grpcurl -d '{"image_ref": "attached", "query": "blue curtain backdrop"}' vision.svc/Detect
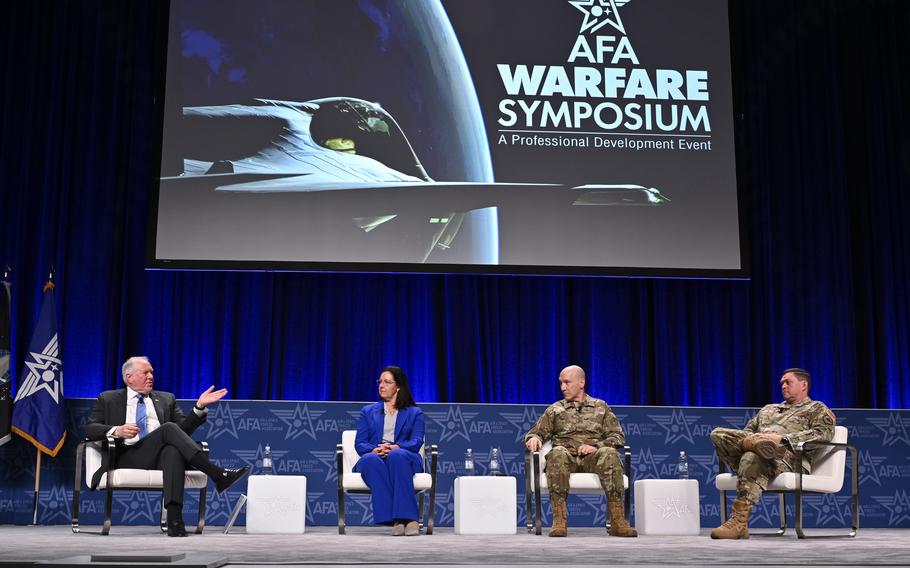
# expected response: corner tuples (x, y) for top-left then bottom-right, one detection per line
(0, 1), (907, 408)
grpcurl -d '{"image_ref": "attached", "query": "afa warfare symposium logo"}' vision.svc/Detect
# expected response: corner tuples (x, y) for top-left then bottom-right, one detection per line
(569, 0), (630, 35)
(497, 0), (713, 139)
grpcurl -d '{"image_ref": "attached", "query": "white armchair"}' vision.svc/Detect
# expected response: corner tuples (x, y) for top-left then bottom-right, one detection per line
(525, 441), (632, 535)
(715, 425), (858, 538)
(72, 436), (209, 535)
(336, 429), (438, 534)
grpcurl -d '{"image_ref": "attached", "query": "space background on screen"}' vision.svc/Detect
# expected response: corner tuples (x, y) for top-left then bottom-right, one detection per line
(154, 0), (742, 275)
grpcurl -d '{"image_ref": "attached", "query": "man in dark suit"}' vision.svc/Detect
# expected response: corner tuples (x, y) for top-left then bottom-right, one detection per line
(85, 356), (250, 536)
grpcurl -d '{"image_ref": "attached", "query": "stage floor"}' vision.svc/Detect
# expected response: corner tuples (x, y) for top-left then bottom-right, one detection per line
(0, 525), (907, 567)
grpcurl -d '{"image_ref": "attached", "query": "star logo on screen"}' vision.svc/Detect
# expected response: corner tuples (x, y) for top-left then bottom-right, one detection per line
(348, 493), (373, 524)
(858, 450), (887, 487)
(652, 496), (691, 519)
(500, 407), (542, 443)
(749, 496), (780, 527)
(113, 490), (158, 524)
(424, 405), (478, 443)
(873, 490), (910, 526)
(433, 488), (455, 525)
(306, 491), (323, 524)
(805, 493), (852, 527)
(310, 450), (339, 483)
(578, 494), (608, 526)
(649, 409), (700, 445)
(689, 451), (719, 484)
(569, 0), (630, 35)
(188, 489), (242, 525)
(719, 411), (755, 429)
(867, 413), (910, 448)
(631, 447), (670, 481)
(38, 485), (72, 524)
(516, 488), (532, 525)
(232, 444), (289, 470)
(271, 403), (325, 441)
(202, 402), (247, 440)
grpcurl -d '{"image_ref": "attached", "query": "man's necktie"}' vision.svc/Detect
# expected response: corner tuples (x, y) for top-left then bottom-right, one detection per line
(135, 393), (148, 439)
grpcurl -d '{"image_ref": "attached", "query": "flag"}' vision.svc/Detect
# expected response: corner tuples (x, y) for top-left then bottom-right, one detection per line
(0, 275), (11, 446)
(11, 282), (66, 456)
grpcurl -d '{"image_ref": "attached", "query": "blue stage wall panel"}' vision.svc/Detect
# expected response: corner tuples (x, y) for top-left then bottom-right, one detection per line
(1, 400), (908, 529)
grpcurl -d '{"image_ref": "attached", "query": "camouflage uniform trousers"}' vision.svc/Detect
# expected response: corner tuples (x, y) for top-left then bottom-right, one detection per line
(711, 427), (802, 504)
(544, 445), (625, 502)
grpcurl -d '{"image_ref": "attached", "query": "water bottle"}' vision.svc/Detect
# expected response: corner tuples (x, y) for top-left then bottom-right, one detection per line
(262, 444), (273, 475)
(676, 450), (689, 479)
(489, 448), (501, 476)
(464, 448), (475, 476)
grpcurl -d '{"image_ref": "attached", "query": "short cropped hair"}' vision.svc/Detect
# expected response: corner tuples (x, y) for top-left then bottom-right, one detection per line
(782, 367), (811, 389)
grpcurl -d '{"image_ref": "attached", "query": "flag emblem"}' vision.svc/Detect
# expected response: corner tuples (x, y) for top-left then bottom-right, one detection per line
(11, 284), (67, 456)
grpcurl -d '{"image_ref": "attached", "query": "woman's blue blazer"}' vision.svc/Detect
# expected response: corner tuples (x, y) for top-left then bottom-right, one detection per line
(353, 402), (425, 457)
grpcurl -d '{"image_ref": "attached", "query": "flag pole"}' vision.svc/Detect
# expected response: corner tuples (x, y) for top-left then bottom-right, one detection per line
(32, 448), (41, 525)
(0, 265), (11, 449)
(11, 266), (66, 526)
(29, 269), (53, 525)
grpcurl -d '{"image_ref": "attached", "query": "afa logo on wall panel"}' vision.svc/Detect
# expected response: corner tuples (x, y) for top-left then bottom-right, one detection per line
(2, 401), (909, 529)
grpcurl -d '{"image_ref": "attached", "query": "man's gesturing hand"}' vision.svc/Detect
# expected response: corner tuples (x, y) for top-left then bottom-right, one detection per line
(196, 385), (228, 409)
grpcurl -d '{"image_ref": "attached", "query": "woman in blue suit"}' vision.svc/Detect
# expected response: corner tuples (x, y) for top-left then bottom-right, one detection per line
(353, 366), (425, 536)
(354, 367), (424, 536)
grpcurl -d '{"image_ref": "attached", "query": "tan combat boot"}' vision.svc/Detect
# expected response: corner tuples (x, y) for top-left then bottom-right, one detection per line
(710, 499), (752, 539)
(741, 435), (786, 460)
(548, 496), (568, 537)
(607, 500), (638, 537)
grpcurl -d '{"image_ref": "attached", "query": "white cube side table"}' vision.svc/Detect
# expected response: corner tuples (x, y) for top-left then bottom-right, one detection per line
(246, 475), (308, 534)
(633, 479), (700, 535)
(454, 476), (517, 535)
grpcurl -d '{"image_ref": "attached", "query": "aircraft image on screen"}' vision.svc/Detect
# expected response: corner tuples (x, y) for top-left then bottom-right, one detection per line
(157, 97), (669, 266)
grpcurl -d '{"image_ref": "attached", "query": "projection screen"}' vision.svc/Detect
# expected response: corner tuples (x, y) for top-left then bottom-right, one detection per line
(151, 0), (745, 277)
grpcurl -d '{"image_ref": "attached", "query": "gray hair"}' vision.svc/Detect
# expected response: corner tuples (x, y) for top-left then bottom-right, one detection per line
(122, 356), (151, 384)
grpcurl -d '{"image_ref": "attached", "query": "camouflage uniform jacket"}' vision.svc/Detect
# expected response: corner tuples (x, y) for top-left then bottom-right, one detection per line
(745, 397), (836, 472)
(524, 394), (625, 455)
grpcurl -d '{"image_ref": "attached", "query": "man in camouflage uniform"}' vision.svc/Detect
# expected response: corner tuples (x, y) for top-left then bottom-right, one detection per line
(710, 368), (836, 539)
(524, 365), (636, 537)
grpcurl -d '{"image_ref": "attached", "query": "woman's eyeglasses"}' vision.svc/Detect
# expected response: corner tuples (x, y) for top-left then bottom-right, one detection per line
(376, 379), (396, 386)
